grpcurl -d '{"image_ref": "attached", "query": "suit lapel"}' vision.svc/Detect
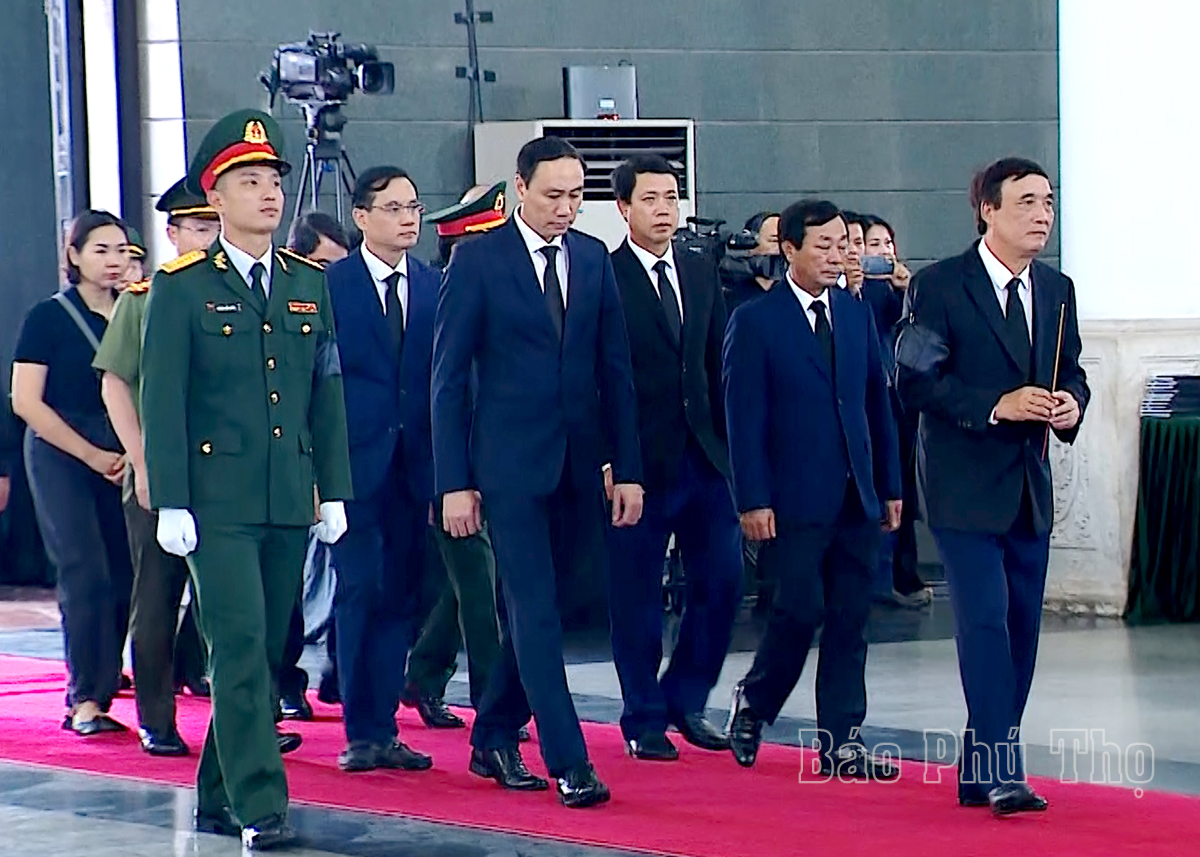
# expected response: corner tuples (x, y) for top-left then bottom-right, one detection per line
(352, 252), (392, 357)
(617, 241), (678, 352)
(1030, 262), (1059, 386)
(266, 250), (292, 321)
(501, 219), (559, 343)
(562, 231), (585, 347)
(961, 246), (1029, 374)
(829, 288), (856, 398)
(777, 284), (833, 386)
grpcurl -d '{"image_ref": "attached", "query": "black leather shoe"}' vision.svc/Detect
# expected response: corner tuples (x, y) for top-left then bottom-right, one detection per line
(518, 725), (531, 742)
(241, 814), (296, 851)
(469, 747), (549, 790)
(415, 696), (466, 729)
(73, 714), (127, 736)
(316, 669), (339, 705)
(375, 740), (433, 771)
(119, 673), (133, 691)
(625, 732), (678, 761)
(138, 727), (190, 757)
(727, 684), (763, 768)
(988, 782), (1049, 816)
(673, 712), (730, 751)
(276, 730), (302, 755)
(337, 741), (376, 772)
(176, 677), (211, 697)
(194, 805), (239, 837)
(279, 692), (313, 721)
(819, 745), (899, 781)
(556, 762), (610, 808)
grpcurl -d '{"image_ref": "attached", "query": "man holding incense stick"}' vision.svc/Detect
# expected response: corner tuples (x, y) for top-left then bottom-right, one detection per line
(896, 157), (1089, 817)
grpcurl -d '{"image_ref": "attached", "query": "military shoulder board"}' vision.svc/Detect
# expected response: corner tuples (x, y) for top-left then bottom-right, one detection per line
(125, 278), (151, 294)
(159, 249), (207, 274)
(277, 246), (324, 271)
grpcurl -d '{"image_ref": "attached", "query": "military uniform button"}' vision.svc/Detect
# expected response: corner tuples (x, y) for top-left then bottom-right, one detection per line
(222, 324), (232, 336)
(200, 441), (213, 455)
(263, 322), (272, 334)
(272, 426), (283, 438)
(267, 357), (276, 370)
(301, 323), (312, 334)
(269, 391), (280, 404)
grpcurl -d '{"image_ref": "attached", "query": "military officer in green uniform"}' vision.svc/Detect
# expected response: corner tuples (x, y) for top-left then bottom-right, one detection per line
(140, 109), (353, 851)
(403, 183), (508, 724)
(94, 178), (220, 758)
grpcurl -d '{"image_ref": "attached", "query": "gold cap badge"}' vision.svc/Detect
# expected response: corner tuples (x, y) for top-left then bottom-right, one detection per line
(243, 120), (269, 145)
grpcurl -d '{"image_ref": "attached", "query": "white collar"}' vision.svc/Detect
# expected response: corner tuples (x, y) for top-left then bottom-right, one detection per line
(361, 243), (408, 283)
(786, 271), (831, 315)
(977, 237), (1031, 294)
(219, 235), (273, 286)
(626, 238), (675, 279)
(514, 207), (565, 257)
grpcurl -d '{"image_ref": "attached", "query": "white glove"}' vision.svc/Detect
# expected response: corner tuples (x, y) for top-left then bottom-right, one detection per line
(313, 500), (347, 544)
(157, 508), (198, 557)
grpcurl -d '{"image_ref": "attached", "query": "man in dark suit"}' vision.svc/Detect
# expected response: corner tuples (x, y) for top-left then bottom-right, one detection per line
(723, 199), (901, 778)
(897, 157), (1088, 815)
(324, 165), (437, 775)
(433, 136), (643, 808)
(604, 155), (741, 761)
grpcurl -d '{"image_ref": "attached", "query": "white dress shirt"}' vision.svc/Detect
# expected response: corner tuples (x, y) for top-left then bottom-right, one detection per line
(627, 239), (684, 323)
(220, 235), (273, 298)
(360, 243), (408, 327)
(514, 207), (569, 307)
(786, 272), (832, 332)
(977, 238), (1032, 342)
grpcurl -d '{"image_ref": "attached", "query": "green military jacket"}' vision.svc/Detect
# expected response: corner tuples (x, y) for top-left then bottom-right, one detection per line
(94, 282), (150, 419)
(140, 241), (353, 526)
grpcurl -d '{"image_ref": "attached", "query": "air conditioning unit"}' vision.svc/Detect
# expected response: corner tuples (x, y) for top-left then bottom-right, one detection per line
(473, 119), (697, 250)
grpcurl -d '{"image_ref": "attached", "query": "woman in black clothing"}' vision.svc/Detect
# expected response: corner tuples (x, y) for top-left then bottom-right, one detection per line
(11, 210), (134, 734)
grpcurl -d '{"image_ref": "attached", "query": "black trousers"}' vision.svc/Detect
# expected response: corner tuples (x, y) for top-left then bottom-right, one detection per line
(124, 495), (192, 732)
(891, 396), (924, 595)
(25, 430), (131, 712)
(471, 468), (595, 778)
(278, 599), (308, 702)
(742, 485), (880, 757)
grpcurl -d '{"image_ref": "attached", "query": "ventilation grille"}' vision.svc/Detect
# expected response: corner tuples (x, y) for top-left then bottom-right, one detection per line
(539, 124), (691, 201)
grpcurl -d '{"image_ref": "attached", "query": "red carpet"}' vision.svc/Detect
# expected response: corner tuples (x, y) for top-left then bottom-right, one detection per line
(0, 653), (1196, 856)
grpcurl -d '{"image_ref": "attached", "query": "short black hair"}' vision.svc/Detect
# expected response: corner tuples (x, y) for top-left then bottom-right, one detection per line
(64, 209), (126, 285)
(778, 199), (842, 251)
(743, 211), (779, 236)
(287, 211), (349, 258)
(516, 136), (585, 185)
(610, 154), (677, 204)
(970, 157), (1050, 236)
(861, 214), (895, 241)
(842, 210), (868, 237)
(167, 211), (218, 228)
(352, 166), (418, 210)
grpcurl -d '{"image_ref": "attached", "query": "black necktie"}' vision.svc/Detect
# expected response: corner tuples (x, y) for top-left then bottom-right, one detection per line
(249, 262), (267, 305)
(654, 260), (681, 346)
(810, 299), (834, 372)
(1004, 277), (1031, 372)
(540, 245), (564, 340)
(384, 271), (404, 354)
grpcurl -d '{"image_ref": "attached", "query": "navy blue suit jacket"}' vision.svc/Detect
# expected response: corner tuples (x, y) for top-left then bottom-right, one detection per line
(432, 218), (642, 497)
(722, 281), (900, 525)
(326, 249), (438, 503)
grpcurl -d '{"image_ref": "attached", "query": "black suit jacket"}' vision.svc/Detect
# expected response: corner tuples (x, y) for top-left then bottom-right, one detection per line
(897, 242), (1090, 535)
(610, 240), (729, 493)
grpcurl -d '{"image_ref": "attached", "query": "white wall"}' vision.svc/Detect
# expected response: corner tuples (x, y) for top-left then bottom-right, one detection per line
(1060, 0), (1200, 319)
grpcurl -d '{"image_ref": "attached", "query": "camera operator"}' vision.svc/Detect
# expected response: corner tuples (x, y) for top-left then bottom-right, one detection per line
(720, 211), (781, 314)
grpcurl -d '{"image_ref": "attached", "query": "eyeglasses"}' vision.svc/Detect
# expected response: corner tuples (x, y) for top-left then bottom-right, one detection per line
(369, 202), (426, 216)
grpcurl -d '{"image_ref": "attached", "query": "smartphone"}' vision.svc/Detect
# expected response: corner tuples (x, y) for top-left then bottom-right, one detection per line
(861, 255), (894, 276)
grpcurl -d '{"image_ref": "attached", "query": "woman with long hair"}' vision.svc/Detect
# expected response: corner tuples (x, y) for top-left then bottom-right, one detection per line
(11, 210), (134, 734)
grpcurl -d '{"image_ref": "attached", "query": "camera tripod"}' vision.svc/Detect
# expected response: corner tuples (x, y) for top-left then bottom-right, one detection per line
(291, 101), (357, 224)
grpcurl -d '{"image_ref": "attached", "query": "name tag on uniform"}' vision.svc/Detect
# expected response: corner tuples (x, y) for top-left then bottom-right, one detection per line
(206, 301), (242, 313)
(287, 301), (319, 314)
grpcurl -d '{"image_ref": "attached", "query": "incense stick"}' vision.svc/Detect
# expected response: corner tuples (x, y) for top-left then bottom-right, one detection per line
(1042, 304), (1067, 460)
